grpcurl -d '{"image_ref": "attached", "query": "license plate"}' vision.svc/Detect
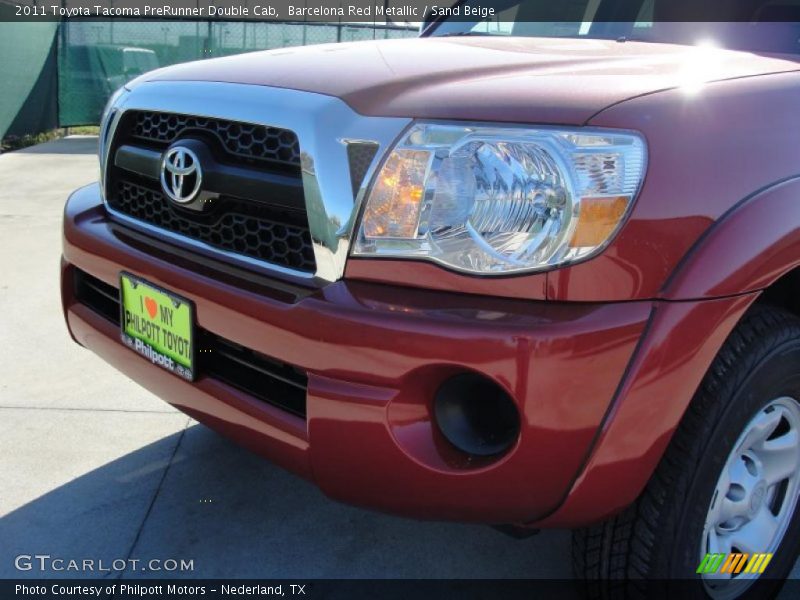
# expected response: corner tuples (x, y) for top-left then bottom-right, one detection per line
(119, 273), (195, 381)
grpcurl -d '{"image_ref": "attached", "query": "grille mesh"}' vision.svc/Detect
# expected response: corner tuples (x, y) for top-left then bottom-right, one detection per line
(132, 111), (301, 167)
(112, 180), (316, 272)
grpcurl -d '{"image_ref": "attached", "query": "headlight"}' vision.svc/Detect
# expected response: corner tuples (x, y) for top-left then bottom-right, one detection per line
(352, 123), (646, 275)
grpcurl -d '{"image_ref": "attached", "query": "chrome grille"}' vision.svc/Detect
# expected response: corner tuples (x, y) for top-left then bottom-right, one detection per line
(106, 110), (315, 274)
(99, 82), (413, 283)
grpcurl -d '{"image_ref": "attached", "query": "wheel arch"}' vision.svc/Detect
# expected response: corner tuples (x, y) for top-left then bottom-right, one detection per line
(532, 292), (758, 528)
(533, 177), (800, 527)
(540, 269), (800, 529)
(661, 176), (800, 301)
(756, 265), (800, 318)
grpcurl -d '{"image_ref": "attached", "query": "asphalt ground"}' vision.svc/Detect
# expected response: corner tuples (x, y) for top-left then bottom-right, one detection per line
(0, 137), (796, 591)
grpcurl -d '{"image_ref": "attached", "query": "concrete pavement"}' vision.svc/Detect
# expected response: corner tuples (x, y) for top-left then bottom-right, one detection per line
(0, 137), (573, 581)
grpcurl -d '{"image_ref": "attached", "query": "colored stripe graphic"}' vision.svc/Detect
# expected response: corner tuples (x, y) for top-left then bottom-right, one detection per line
(744, 553), (773, 574)
(697, 554), (726, 574)
(698, 553), (773, 574)
(720, 553), (748, 574)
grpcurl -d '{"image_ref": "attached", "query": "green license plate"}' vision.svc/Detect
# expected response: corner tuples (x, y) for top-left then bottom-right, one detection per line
(119, 273), (195, 381)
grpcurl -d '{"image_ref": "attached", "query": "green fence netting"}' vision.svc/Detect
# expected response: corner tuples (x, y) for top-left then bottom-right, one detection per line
(0, 17), (59, 140)
(57, 20), (417, 127)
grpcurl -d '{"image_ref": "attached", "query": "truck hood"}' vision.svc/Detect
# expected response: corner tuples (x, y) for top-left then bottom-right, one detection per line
(138, 37), (800, 125)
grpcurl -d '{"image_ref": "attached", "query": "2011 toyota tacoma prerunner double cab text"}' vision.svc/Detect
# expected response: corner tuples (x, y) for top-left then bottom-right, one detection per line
(60, 2), (800, 596)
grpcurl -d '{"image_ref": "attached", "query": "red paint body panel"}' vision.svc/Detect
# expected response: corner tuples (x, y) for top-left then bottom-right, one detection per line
(345, 258), (548, 301)
(63, 184), (649, 522)
(65, 299), (313, 479)
(663, 178), (800, 299)
(552, 70), (800, 301)
(63, 37), (800, 525)
(345, 68), (800, 302)
(534, 293), (758, 527)
(181, 38), (800, 302)
(140, 38), (799, 127)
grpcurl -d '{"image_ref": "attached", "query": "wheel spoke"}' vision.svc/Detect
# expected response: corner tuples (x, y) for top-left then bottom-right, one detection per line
(731, 507), (779, 554)
(717, 495), (748, 525)
(706, 471), (730, 526)
(739, 409), (784, 452)
(756, 430), (800, 486)
(729, 457), (759, 486)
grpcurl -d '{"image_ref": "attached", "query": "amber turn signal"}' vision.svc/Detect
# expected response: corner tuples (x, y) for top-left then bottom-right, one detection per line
(570, 196), (629, 248)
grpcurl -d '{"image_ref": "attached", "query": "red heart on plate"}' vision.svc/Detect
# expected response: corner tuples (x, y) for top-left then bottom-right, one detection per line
(144, 296), (158, 319)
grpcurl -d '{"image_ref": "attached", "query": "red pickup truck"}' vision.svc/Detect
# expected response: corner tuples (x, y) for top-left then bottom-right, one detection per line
(61, 4), (800, 597)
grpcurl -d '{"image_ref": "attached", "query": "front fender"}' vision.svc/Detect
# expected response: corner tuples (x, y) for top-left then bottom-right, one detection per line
(535, 177), (800, 527)
(532, 291), (757, 528)
(662, 176), (800, 300)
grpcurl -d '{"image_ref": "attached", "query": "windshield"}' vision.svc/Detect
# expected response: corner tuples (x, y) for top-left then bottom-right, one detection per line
(428, 0), (800, 55)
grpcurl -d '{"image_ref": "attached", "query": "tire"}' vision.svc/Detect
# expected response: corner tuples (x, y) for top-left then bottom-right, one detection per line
(572, 305), (800, 600)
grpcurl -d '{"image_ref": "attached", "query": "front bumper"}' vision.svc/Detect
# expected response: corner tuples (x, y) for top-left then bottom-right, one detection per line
(63, 183), (651, 524)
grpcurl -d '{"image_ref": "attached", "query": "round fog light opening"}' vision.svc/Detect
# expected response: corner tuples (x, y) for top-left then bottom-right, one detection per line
(434, 374), (520, 457)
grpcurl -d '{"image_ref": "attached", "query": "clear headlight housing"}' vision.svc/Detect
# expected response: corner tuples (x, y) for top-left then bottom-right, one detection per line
(352, 123), (646, 275)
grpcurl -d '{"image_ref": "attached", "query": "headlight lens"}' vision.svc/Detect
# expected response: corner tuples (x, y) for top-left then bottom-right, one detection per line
(352, 123), (646, 275)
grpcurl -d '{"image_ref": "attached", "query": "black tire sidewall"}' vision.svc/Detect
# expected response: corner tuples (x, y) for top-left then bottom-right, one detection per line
(668, 339), (800, 597)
